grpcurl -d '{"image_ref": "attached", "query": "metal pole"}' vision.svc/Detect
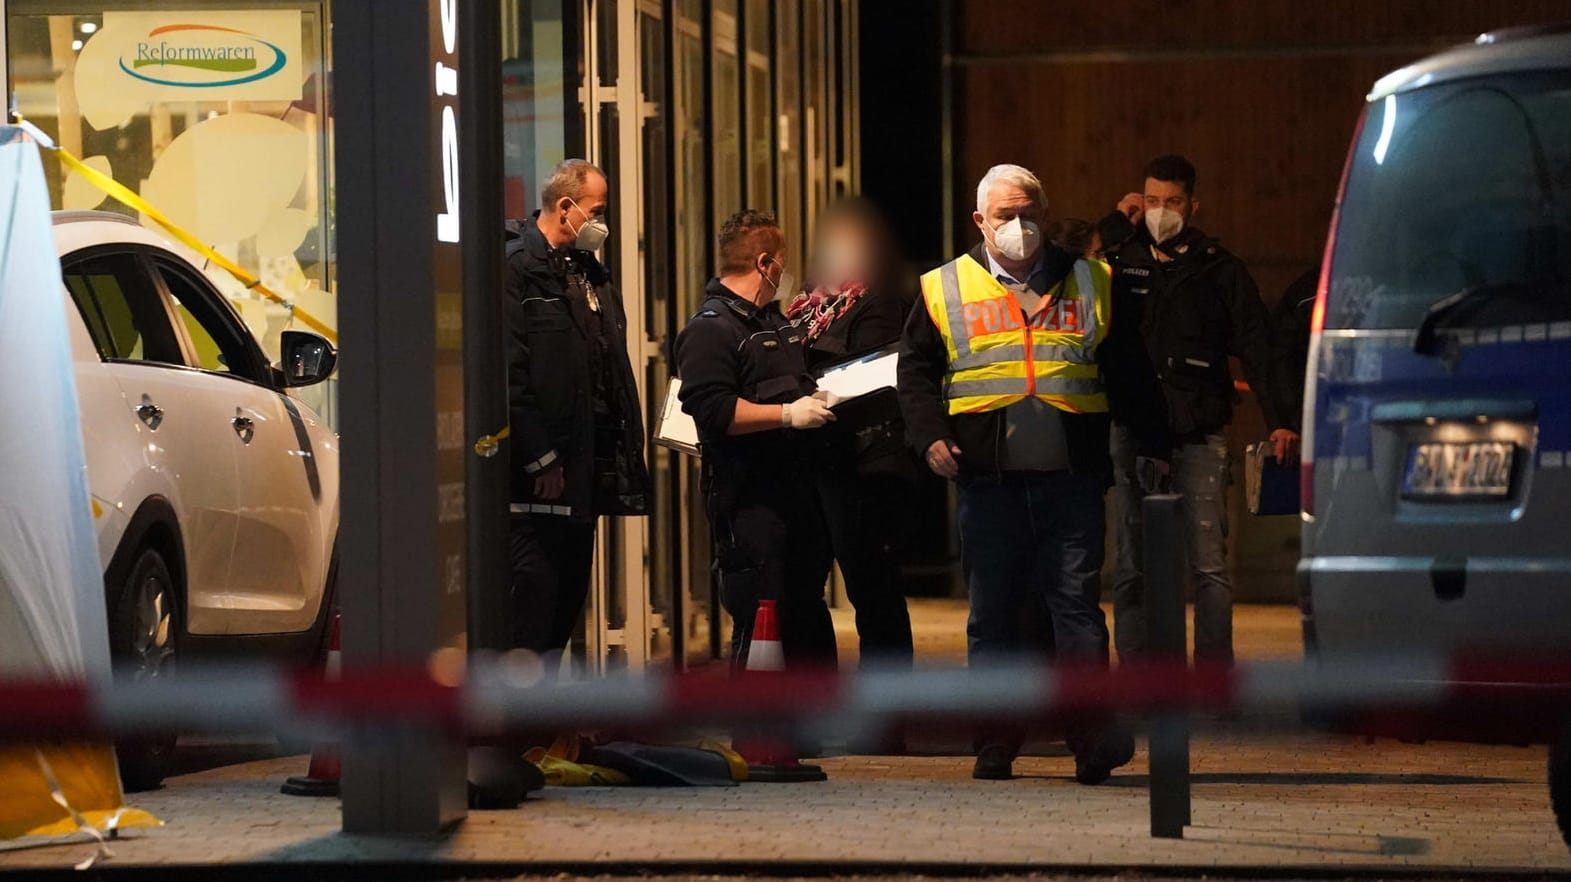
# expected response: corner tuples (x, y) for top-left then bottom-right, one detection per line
(462, 0), (507, 654)
(662, 0), (688, 669)
(334, 0), (471, 833)
(1143, 493), (1190, 839)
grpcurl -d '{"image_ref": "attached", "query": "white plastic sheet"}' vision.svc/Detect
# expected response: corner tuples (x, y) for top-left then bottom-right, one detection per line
(0, 125), (111, 684)
(0, 125), (160, 846)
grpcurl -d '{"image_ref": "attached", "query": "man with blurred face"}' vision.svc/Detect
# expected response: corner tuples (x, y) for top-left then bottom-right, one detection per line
(791, 199), (920, 754)
(897, 164), (1171, 784)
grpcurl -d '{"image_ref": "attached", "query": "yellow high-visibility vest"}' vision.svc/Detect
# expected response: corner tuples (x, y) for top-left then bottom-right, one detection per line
(920, 253), (1111, 416)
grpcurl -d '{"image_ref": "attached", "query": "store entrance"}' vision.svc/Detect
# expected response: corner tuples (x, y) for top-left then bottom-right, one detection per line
(4, 0), (338, 423)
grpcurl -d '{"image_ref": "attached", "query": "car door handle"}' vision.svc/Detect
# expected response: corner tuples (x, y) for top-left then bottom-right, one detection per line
(232, 414), (255, 444)
(136, 398), (164, 430)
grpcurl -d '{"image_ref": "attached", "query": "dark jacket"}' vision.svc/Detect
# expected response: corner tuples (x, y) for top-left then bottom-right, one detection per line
(803, 284), (916, 480)
(1270, 267), (1319, 434)
(503, 215), (651, 522)
(673, 279), (821, 484)
(1098, 211), (1285, 440)
(897, 241), (1171, 483)
(802, 285), (911, 370)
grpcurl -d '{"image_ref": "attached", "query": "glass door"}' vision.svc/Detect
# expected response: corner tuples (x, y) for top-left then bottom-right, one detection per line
(5, 0), (335, 423)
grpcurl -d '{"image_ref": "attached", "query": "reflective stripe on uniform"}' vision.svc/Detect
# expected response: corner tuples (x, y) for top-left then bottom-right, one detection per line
(952, 343), (1097, 371)
(944, 375), (1105, 399)
(939, 261), (970, 359)
(509, 503), (574, 516)
(1073, 260), (1097, 343)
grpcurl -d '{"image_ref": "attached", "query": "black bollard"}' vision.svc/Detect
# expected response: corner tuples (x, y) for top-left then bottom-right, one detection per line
(1143, 493), (1191, 839)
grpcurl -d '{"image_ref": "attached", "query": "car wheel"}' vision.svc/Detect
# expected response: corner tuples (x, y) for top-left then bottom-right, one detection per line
(1551, 736), (1571, 852)
(109, 547), (180, 792)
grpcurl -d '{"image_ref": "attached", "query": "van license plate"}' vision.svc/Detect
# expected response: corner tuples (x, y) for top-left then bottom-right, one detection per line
(1402, 441), (1514, 499)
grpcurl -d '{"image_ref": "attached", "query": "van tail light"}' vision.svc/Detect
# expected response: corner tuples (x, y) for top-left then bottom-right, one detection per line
(1301, 460), (1316, 519)
(1302, 106), (1368, 519)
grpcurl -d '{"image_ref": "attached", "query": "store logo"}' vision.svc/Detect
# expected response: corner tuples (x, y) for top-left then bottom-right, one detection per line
(118, 24), (288, 88)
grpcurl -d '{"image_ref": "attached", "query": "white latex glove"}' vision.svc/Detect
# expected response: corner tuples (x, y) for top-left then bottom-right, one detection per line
(783, 396), (836, 429)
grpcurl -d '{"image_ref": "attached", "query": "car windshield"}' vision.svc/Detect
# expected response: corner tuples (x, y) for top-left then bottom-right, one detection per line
(1326, 69), (1571, 330)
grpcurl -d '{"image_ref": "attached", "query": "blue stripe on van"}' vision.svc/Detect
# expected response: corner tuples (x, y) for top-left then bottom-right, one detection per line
(1312, 332), (1571, 461)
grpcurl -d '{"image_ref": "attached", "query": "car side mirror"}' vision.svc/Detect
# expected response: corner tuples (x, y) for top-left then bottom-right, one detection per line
(277, 330), (337, 388)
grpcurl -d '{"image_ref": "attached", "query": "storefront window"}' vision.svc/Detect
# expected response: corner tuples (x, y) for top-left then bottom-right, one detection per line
(711, 1), (740, 228)
(7, 1), (335, 420)
(635, 0), (691, 667)
(774, 0), (802, 279)
(594, 0), (617, 88)
(743, 0), (772, 209)
(639, 4), (668, 336)
(501, 0), (569, 218)
(668, 2), (718, 664)
(672, 7), (705, 305)
(803, 0), (826, 236)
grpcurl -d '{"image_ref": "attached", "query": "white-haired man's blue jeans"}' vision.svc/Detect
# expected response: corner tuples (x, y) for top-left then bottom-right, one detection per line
(957, 469), (1112, 758)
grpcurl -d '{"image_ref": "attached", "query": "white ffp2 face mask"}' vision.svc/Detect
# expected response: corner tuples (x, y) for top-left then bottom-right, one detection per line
(567, 198), (610, 251)
(987, 217), (1042, 262)
(758, 257), (795, 304)
(763, 269), (796, 303)
(1145, 206), (1184, 245)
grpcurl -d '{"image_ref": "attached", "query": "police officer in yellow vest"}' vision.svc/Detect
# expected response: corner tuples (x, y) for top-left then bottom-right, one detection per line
(896, 164), (1172, 784)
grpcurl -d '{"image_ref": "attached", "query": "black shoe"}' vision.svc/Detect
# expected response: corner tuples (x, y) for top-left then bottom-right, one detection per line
(972, 745), (1013, 780)
(1074, 730), (1135, 786)
(466, 746), (544, 809)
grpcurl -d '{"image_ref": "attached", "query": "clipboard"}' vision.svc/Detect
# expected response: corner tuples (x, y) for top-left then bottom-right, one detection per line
(812, 345), (898, 404)
(653, 348), (901, 458)
(653, 376), (701, 456)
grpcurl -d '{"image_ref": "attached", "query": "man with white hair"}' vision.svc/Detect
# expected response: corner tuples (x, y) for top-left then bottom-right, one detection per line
(896, 163), (1171, 783)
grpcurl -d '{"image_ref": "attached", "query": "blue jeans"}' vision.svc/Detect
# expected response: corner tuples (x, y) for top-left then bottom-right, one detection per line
(957, 471), (1111, 667)
(1110, 425), (1234, 663)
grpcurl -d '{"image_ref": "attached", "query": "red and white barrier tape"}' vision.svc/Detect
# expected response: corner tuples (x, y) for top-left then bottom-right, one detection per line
(2, 654), (1570, 741)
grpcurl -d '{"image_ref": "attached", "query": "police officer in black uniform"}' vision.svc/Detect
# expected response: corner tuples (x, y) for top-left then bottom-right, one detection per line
(674, 209), (838, 669)
(504, 159), (651, 660)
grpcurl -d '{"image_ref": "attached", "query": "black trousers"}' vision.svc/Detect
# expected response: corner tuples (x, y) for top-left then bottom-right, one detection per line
(707, 469), (838, 670)
(813, 470), (915, 667)
(508, 515), (597, 655)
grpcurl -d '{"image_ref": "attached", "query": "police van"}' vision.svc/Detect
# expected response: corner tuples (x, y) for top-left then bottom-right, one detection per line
(1299, 22), (1571, 839)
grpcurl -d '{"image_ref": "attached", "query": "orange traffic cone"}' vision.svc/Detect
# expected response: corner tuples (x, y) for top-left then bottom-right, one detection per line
(744, 599), (785, 672)
(733, 600), (826, 783)
(281, 610), (341, 797)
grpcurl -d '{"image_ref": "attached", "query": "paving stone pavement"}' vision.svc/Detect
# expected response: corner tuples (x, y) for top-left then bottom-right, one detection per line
(2, 603), (1568, 873)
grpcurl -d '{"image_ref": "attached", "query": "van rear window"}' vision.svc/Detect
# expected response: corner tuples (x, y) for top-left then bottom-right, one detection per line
(1326, 71), (1571, 330)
